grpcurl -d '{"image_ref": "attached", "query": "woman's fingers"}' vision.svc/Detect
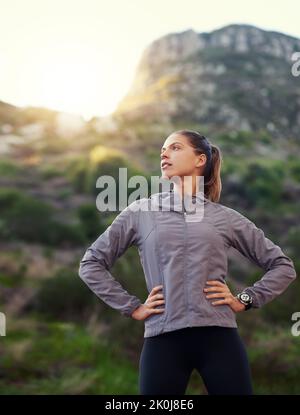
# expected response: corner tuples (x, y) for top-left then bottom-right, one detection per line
(150, 285), (163, 295)
(148, 299), (165, 308)
(151, 293), (164, 300)
(204, 280), (233, 306)
(205, 292), (230, 299)
(147, 285), (164, 303)
(204, 286), (226, 292)
(153, 307), (165, 313)
(144, 284), (165, 317)
(204, 280), (230, 299)
(205, 281), (228, 289)
(211, 299), (231, 306)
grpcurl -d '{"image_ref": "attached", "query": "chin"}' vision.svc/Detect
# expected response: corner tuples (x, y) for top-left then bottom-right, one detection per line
(161, 173), (171, 180)
(161, 171), (177, 179)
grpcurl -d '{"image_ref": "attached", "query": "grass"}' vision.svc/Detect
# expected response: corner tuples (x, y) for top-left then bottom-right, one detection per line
(1, 315), (300, 395)
(0, 318), (142, 394)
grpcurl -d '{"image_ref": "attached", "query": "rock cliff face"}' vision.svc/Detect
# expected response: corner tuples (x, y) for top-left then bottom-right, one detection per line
(115, 24), (300, 138)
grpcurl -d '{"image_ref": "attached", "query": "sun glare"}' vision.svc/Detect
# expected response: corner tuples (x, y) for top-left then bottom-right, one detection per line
(18, 43), (119, 119)
(40, 60), (98, 116)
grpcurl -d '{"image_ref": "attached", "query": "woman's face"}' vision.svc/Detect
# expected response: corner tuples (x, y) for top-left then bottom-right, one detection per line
(160, 134), (206, 179)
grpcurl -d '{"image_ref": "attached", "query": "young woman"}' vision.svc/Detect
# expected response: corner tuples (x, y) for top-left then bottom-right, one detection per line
(79, 129), (297, 395)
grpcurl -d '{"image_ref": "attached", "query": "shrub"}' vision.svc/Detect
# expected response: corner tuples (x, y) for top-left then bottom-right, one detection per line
(77, 204), (106, 241)
(242, 160), (285, 209)
(66, 146), (145, 201)
(0, 160), (21, 176)
(29, 268), (98, 322)
(0, 188), (85, 246)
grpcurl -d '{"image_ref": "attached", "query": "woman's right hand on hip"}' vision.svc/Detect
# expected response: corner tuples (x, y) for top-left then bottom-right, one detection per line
(131, 285), (165, 321)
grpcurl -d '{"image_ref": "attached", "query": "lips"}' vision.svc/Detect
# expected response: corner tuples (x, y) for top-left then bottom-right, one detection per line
(161, 161), (173, 169)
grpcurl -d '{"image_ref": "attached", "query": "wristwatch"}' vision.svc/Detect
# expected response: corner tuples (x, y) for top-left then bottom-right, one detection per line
(236, 292), (253, 310)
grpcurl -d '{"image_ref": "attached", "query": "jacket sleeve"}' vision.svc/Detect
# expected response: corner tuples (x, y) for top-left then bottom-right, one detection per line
(226, 207), (297, 308)
(78, 202), (142, 317)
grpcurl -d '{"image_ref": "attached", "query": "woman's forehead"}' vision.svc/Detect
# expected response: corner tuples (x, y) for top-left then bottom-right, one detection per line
(163, 134), (188, 147)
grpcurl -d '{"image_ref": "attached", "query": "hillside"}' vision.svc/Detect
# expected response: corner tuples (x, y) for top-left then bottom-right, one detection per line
(116, 24), (300, 139)
(0, 23), (300, 394)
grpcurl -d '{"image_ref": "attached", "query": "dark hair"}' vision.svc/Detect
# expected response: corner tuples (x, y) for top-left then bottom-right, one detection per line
(172, 129), (222, 202)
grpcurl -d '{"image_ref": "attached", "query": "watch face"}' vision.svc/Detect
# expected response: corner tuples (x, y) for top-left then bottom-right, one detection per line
(240, 293), (250, 303)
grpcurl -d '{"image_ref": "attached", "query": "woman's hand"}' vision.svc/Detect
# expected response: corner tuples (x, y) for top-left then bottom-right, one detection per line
(131, 285), (165, 321)
(204, 280), (246, 313)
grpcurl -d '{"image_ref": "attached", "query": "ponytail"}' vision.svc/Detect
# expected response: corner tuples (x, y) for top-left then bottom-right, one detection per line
(171, 129), (223, 202)
(204, 143), (222, 203)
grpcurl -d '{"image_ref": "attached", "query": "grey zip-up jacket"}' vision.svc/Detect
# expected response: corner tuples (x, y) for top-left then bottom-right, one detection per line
(78, 190), (297, 338)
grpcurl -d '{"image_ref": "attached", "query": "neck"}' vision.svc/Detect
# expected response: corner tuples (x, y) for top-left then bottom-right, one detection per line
(172, 175), (202, 198)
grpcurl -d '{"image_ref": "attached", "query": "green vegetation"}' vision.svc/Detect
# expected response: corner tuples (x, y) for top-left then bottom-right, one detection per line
(0, 120), (299, 394)
(77, 203), (106, 240)
(0, 188), (85, 246)
(0, 320), (142, 394)
(0, 160), (21, 176)
(2, 27), (300, 393)
(28, 268), (99, 322)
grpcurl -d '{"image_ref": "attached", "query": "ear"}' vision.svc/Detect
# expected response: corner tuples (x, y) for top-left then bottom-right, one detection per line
(195, 154), (206, 167)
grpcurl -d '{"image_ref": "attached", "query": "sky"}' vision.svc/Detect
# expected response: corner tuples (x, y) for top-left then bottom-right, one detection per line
(0, 0), (299, 120)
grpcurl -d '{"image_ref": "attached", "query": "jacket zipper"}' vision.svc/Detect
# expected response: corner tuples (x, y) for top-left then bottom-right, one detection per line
(182, 211), (190, 327)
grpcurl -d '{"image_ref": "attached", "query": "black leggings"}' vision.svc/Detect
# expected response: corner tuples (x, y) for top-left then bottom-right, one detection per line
(139, 326), (253, 395)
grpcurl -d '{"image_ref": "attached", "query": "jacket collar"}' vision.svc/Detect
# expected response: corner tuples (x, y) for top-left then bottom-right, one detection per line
(149, 189), (208, 213)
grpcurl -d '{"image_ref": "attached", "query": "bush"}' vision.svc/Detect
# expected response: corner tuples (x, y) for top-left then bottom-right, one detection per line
(46, 222), (86, 247)
(77, 204), (106, 241)
(288, 159), (300, 182)
(0, 188), (54, 242)
(66, 146), (145, 202)
(241, 160), (285, 209)
(29, 268), (98, 322)
(0, 160), (21, 176)
(0, 188), (85, 246)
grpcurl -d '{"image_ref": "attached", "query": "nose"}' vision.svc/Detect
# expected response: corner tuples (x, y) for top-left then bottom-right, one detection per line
(161, 148), (169, 160)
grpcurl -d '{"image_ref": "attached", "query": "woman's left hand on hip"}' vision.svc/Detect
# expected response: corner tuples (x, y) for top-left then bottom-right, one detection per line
(204, 280), (246, 313)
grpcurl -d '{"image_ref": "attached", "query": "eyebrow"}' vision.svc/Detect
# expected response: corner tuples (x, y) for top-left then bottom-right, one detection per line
(160, 142), (184, 151)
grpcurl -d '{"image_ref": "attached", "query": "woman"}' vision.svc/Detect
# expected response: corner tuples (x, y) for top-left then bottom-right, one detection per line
(79, 129), (297, 395)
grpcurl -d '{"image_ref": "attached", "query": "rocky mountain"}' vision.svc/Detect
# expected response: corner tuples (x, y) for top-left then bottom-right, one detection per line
(115, 24), (300, 138)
